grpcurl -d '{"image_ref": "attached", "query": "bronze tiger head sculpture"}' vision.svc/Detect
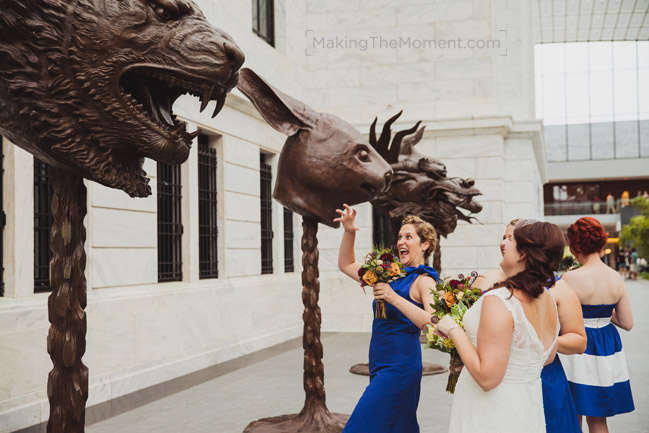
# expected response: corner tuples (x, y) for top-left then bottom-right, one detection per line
(0, 0), (244, 197)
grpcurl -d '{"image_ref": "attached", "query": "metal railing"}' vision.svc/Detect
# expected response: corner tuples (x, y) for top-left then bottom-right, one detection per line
(260, 154), (273, 274)
(157, 162), (183, 282)
(283, 207), (294, 273)
(198, 136), (219, 279)
(544, 199), (625, 216)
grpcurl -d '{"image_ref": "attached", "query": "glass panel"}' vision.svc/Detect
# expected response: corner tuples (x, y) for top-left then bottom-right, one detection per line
(567, 123), (590, 161)
(614, 120), (639, 158)
(565, 43), (588, 74)
(640, 119), (649, 157)
(589, 42), (612, 72)
(543, 74), (567, 122)
(590, 122), (615, 159)
(565, 73), (589, 122)
(639, 67), (649, 117)
(613, 42), (637, 70)
(544, 125), (568, 162)
(614, 69), (638, 119)
(542, 44), (566, 75)
(589, 70), (613, 122)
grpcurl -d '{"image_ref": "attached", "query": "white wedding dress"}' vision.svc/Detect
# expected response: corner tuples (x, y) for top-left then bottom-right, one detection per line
(448, 287), (558, 433)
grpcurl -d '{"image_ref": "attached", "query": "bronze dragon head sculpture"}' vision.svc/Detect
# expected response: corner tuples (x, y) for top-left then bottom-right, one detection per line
(370, 112), (482, 238)
(0, 0), (244, 197)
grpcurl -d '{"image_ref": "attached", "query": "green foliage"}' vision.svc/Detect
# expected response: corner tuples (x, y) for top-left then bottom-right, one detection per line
(639, 272), (649, 282)
(620, 197), (649, 257)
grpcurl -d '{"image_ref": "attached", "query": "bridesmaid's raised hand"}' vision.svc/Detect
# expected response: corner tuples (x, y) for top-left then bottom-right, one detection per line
(333, 204), (359, 233)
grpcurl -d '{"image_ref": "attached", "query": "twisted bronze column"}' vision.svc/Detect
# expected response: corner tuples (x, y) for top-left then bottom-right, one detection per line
(46, 170), (88, 433)
(244, 217), (348, 432)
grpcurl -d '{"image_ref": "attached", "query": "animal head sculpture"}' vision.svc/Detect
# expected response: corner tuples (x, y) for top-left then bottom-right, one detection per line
(370, 112), (482, 237)
(237, 68), (393, 228)
(0, 0), (244, 197)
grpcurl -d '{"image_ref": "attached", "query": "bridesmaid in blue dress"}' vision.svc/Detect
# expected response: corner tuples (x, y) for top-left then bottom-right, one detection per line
(471, 219), (587, 433)
(560, 217), (634, 433)
(335, 205), (439, 433)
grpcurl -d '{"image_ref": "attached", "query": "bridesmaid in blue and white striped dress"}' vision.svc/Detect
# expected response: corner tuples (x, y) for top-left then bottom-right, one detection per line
(560, 217), (635, 433)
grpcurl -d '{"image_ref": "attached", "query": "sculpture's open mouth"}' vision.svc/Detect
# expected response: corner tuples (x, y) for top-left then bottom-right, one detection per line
(119, 66), (227, 146)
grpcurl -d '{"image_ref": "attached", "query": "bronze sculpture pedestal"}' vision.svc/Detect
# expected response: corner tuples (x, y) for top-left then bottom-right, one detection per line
(243, 218), (349, 433)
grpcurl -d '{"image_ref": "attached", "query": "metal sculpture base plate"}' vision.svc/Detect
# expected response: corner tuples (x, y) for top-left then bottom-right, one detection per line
(243, 412), (350, 433)
(349, 362), (448, 376)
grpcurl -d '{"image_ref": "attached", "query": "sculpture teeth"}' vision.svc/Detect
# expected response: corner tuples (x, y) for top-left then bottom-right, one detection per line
(212, 93), (225, 118)
(199, 87), (212, 112)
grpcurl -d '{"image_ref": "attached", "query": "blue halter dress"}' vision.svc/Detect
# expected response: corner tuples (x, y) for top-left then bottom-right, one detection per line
(540, 285), (580, 433)
(560, 304), (635, 417)
(343, 265), (439, 433)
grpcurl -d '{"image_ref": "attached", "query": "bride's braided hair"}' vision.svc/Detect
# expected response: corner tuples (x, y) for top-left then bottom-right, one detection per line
(492, 221), (565, 298)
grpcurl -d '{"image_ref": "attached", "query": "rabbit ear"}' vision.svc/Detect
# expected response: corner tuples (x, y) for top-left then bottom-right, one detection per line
(237, 68), (316, 136)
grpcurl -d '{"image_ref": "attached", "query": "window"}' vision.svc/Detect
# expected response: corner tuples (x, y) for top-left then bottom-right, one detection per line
(536, 41), (649, 161)
(34, 158), (53, 293)
(372, 206), (393, 248)
(0, 138), (4, 296)
(260, 154), (273, 274)
(198, 135), (219, 279)
(283, 207), (294, 273)
(252, 0), (274, 46)
(157, 162), (183, 282)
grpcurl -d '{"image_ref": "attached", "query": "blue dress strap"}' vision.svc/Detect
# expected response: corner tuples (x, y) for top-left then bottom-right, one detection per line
(402, 264), (440, 282)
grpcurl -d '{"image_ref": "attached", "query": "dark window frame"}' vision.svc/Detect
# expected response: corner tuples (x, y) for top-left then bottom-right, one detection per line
(34, 158), (53, 293)
(252, 0), (275, 47)
(0, 139), (4, 296)
(260, 154), (273, 274)
(198, 135), (219, 279)
(372, 206), (393, 249)
(283, 207), (294, 273)
(157, 162), (183, 282)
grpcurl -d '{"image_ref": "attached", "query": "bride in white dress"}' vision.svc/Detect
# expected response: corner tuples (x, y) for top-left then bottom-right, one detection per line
(435, 221), (564, 433)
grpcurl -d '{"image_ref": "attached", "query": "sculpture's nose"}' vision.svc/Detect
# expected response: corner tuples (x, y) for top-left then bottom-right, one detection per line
(224, 39), (245, 71)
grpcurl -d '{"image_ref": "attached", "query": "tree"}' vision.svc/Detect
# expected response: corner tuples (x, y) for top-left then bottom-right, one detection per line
(620, 196), (649, 258)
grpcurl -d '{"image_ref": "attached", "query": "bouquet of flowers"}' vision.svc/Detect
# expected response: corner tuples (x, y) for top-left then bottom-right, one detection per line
(423, 272), (483, 393)
(358, 245), (407, 319)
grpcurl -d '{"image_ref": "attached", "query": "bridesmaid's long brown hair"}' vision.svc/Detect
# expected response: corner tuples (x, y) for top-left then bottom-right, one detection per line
(493, 221), (565, 298)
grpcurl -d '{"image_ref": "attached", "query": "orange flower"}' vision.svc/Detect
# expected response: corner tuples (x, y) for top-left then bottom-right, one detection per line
(390, 262), (400, 276)
(443, 291), (456, 308)
(362, 270), (378, 286)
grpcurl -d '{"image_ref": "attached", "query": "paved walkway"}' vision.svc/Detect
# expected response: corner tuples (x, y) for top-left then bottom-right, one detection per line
(86, 279), (649, 433)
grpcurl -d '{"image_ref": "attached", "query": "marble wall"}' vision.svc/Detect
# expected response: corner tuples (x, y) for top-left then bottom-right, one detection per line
(0, 0), (546, 430)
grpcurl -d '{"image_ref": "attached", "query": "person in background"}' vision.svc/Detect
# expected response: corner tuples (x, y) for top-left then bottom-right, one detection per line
(561, 217), (635, 433)
(617, 251), (627, 277)
(620, 191), (630, 208)
(629, 248), (638, 281)
(605, 194), (616, 214)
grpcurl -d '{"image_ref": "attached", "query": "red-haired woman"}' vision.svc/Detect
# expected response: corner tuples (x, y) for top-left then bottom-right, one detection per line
(435, 221), (562, 432)
(560, 217), (635, 433)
